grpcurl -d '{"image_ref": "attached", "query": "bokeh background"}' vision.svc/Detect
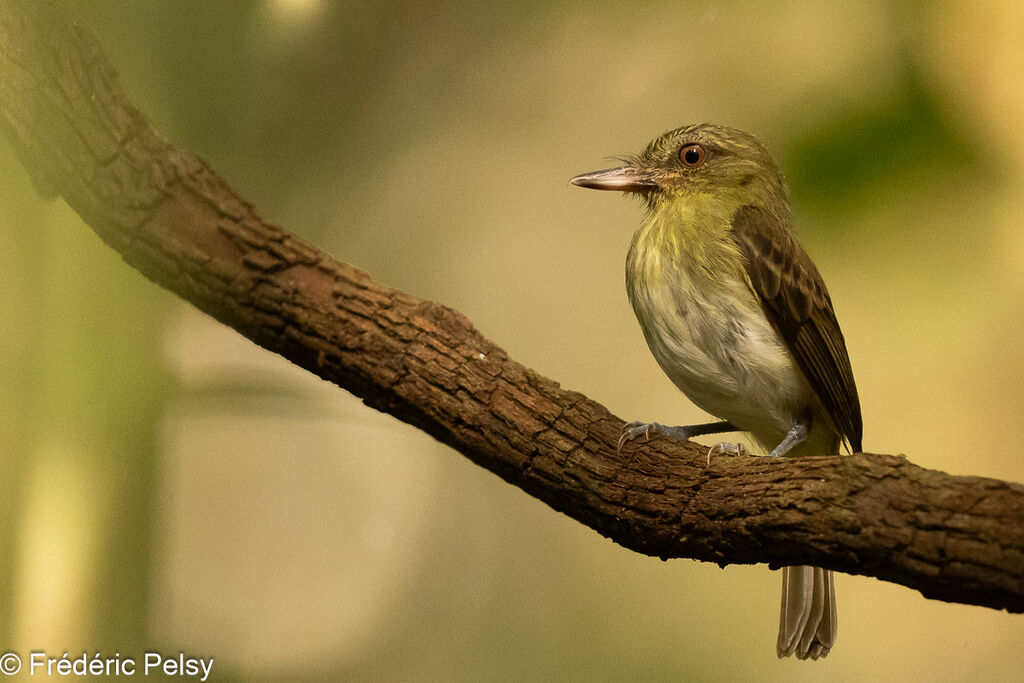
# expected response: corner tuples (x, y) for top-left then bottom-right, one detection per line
(2, 0), (1023, 680)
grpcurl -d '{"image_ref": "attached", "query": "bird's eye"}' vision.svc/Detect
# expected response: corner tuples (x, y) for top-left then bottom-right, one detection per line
(679, 143), (707, 168)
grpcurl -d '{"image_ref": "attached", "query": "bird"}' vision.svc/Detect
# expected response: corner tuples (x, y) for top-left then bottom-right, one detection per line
(570, 123), (862, 660)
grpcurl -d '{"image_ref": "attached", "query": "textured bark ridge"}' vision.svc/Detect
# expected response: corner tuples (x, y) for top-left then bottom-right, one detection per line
(2, 0), (1023, 613)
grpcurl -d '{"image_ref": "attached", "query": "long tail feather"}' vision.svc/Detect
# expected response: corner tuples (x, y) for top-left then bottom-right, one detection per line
(777, 566), (836, 660)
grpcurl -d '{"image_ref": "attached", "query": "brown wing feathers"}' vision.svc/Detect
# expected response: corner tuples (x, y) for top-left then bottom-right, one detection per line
(730, 205), (863, 452)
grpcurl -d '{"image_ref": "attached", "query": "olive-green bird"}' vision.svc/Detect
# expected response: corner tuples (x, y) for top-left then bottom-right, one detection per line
(571, 123), (862, 660)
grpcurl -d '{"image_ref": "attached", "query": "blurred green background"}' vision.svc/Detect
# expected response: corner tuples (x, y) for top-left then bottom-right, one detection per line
(2, 0), (1023, 680)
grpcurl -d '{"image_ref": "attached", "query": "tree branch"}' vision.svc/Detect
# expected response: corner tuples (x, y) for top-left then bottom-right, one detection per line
(2, 0), (1022, 614)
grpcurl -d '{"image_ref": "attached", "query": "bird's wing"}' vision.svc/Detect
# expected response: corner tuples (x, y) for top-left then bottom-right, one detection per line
(730, 205), (862, 452)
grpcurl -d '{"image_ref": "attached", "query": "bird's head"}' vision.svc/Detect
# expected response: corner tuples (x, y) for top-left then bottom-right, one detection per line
(571, 123), (790, 218)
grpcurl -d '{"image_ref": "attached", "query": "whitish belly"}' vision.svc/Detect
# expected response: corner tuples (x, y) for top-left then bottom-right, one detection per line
(629, 276), (811, 443)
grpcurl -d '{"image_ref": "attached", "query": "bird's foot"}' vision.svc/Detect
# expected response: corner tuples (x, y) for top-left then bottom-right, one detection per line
(618, 419), (738, 453)
(618, 421), (693, 452)
(706, 441), (749, 466)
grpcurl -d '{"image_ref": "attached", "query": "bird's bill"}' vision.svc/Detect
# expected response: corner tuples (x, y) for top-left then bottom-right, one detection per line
(570, 166), (658, 192)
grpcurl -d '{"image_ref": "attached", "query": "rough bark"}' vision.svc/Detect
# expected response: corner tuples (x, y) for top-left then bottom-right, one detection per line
(2, 0), (1022, 614)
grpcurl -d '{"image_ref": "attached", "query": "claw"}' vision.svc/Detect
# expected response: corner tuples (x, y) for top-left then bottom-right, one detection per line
(706, 441), (749, 465)
(618, 421), (655, 452)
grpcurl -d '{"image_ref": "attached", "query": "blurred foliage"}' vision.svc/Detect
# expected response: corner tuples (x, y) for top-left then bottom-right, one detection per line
(788, 60), (983, 211)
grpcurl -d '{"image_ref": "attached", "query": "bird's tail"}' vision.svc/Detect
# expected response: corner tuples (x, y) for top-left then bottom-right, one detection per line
(777, 565), (836, 659)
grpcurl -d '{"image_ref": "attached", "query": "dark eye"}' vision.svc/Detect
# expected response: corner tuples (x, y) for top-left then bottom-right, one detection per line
(679, 143), (707, 168)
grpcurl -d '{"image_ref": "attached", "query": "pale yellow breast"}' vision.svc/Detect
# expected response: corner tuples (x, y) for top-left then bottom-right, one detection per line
(625, 202), (813, 446)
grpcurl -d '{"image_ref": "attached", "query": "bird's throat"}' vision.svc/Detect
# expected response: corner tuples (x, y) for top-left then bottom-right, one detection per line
(628, 197), (747, 289)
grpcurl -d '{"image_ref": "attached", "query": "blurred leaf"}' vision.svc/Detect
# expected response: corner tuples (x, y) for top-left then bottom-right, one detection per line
(787, 58), (979, 211)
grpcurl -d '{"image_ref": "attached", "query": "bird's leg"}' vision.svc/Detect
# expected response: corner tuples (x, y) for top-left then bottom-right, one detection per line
(618, 419), (736, 452)
(768, 423), (809, 457)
